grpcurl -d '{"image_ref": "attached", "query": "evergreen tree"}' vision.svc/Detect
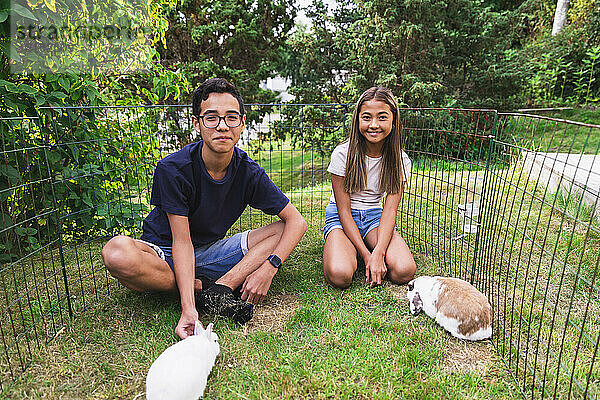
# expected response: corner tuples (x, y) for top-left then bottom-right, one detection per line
(158, 0), (297, 103)
(285, 0), (520, 108)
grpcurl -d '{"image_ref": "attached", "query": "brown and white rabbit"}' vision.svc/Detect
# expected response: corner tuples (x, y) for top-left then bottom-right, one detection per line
(406, 276), (492, 341)
(146, 321), (220, 400)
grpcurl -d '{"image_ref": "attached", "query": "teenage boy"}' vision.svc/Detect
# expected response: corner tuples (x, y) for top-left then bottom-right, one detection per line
(101, 78), (307, 339)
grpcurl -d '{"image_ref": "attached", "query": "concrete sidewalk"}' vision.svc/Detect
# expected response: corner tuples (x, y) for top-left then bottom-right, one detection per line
(522, 152), (600, 213)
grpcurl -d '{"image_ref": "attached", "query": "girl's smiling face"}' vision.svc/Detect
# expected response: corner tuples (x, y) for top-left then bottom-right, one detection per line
(358, 100), (393, 154)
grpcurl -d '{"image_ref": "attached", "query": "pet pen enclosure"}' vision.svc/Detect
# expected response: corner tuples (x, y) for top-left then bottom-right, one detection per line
(0, 105), (599, 399)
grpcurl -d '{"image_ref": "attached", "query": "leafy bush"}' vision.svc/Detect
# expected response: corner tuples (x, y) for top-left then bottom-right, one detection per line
(401, 109), (498, 164)
(0, 108), (159, 262)
(264, 104), (351, 154)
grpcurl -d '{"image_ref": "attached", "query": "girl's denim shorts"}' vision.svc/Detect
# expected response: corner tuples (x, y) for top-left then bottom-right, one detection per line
(323, 202), (382, 240)
(136, 230), (249, 281)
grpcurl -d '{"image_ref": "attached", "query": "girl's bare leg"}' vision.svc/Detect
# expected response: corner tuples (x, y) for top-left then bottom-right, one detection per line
(323, 229), (358, 289)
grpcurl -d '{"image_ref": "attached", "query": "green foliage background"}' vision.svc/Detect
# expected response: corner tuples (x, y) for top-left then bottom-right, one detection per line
(2, 0), (598, 114)
(157, 0), (297, 105)
(283, 0), (600, 109)
(0, 107), (160, 262)
(1, 0), (598, 259)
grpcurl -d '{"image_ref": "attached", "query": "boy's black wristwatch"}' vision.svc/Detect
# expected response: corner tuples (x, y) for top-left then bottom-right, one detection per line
(267, 254), (282, 269)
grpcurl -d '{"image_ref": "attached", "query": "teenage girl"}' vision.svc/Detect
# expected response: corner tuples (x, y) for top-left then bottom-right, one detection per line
(323, 87), (416, 289)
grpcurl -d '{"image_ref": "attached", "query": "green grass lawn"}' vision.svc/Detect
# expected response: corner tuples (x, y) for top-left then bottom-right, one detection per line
(5, 158), (599, 399)
(242, 141), (332, 193)
(476, 161), (600, 400)
(548, 108), (600, 126)
(3, 110), (599, 399)
(0, 227), (517, 399)
(509, 107), (600, 154)
(3, 164), (599, 399)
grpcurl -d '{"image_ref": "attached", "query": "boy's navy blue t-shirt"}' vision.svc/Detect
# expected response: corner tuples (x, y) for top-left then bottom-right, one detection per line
(141, 141), (289, 248)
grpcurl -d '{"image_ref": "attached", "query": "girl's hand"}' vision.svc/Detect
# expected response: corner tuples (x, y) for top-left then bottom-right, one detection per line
(366, 250), (387, 287)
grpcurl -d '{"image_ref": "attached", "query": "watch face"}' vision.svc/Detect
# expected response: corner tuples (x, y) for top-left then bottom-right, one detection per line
(268, 255), (282, 268)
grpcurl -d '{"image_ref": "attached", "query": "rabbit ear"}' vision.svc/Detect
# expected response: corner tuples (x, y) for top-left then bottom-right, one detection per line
(205, 323), (213, 338)
(193, 320), (204, 336)
(411, 292), (423, 315)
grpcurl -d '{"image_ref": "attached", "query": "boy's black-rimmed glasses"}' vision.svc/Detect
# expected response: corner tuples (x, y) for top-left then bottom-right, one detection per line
(197, 113), (243, 129)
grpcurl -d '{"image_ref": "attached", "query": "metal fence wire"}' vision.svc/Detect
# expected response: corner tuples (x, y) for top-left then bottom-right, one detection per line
(0, 105), (598, 398)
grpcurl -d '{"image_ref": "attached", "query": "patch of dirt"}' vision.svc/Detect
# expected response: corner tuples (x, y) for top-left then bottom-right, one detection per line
(549, 214), (595, 236)
(443, 338), (495, 374)
(385, 281), (409, 303)
(246, 293), (301, 333)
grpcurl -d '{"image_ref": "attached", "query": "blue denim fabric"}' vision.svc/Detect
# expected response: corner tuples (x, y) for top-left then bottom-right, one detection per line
(323, 202), (382, 240)
(157, 231), (249, 281)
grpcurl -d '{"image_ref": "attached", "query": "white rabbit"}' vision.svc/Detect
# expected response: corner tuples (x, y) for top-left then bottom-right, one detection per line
(146, 321), (220, 400)
(406, 276), (492, 341)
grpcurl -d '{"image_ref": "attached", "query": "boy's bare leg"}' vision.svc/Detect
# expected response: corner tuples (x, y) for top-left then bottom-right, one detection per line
(101, 235), (202, 292)
(103, 220), (285, 294)
(215, 221), (285, 290)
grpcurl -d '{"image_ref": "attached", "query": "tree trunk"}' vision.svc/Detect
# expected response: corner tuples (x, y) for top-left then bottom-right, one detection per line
(552, 0), (570, 35)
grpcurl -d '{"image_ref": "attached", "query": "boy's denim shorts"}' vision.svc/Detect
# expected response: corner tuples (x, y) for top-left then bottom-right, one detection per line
(323, 202), (382, 240)
(136, 230), (249, 281)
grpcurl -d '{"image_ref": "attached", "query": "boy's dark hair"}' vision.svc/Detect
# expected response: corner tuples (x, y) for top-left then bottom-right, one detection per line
(192, 78), (245, 116)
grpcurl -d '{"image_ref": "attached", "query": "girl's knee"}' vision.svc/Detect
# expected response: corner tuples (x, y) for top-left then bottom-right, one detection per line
(324, 265), (355, 289)
(326, 273), (353, 289)
(388, 260), (416, 284)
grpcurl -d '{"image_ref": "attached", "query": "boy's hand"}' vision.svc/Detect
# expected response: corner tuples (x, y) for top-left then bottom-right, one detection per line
(240, 262), (276, 304)
(174, 309), (199, 339)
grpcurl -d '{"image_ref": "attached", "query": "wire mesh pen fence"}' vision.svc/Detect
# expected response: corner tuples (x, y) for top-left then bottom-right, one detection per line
(0, 104), (598, 398)
(480, 114), (600, 399)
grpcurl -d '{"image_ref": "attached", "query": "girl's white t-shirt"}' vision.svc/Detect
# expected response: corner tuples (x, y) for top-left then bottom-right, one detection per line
(327, 141), (411, 209)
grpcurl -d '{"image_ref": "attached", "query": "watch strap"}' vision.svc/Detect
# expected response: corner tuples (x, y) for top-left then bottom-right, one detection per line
(267, 254), (282, 269)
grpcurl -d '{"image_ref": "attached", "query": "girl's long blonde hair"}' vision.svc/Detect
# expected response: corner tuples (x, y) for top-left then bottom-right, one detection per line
(344, 87), (404, 194)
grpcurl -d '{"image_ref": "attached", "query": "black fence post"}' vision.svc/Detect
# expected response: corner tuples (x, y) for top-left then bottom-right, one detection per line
(470, 111), (498, 285)
(42, 111), (74, 320)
